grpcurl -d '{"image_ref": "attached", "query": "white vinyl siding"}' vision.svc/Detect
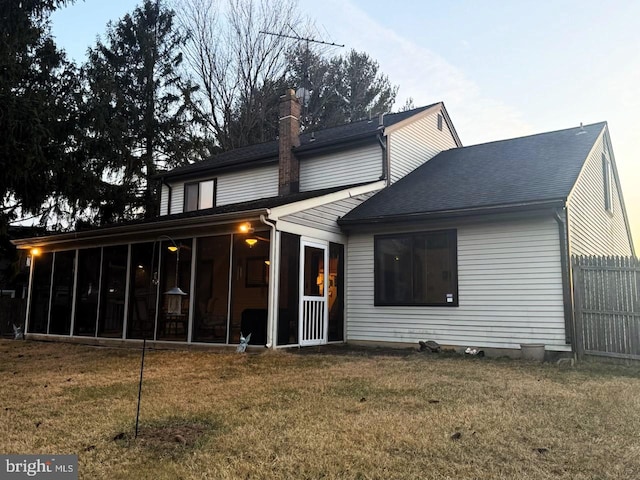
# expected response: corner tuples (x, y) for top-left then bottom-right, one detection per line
(567, 131), (633, 256)
(216, 164), (279, 206)
(160, 184), (169, 215)
(346, 217), (568, 350)
(388, 109), (458, 183)
(281, 193), (377, 235)
(165, 164), (279, 214)
(299, 144), (381, 191)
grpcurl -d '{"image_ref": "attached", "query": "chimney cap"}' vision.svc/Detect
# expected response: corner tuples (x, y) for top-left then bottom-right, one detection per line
(280, 88), (298, 101)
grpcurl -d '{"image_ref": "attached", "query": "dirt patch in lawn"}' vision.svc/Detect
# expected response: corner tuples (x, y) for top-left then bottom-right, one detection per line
(112, 419), (216, 453)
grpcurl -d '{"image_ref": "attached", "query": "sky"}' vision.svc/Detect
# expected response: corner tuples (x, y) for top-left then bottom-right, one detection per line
(50, 0), (640, 247)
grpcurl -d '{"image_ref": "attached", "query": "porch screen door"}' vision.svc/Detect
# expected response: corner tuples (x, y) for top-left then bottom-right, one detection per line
(299, 240), (328, 346)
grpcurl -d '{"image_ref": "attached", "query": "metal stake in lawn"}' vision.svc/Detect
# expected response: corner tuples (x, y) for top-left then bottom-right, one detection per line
(135, 338), (147, 439)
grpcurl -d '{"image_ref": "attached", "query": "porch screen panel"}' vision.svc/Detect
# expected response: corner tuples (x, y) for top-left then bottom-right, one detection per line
(328, 243), (344, 342)
(49, 250), (75, 335)
(157, 238), (192, 342)
(193, 235), (230, 343)
(74, 248), (101, 336)
(28, 252), (53, 334)
(127, 242), (159, 340)
(278, 232), (300, 345)
(98, 245), (127, 338)
(230, 232), (270, 345)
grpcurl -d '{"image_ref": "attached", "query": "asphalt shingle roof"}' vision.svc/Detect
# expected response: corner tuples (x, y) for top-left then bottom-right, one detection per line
(165, 104), (438, 178)
(340, 122), (607, 224)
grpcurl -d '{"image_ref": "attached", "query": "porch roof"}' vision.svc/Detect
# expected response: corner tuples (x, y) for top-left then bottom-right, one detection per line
(13, 183), (369, 249)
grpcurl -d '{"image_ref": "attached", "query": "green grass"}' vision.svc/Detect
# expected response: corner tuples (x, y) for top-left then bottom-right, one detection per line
(1, 340), (639, 479)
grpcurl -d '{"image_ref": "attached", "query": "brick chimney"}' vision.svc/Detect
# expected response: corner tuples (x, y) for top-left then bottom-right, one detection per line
(278, 89), (301, 195)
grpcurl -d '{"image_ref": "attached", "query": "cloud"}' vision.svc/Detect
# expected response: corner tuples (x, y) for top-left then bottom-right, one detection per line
(300, 0), (533, 145)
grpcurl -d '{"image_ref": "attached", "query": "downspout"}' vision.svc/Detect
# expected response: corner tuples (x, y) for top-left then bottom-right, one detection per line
(161, 177), (172, 215)
(260, 213), (277, 349)
(377, 128), (388, 184)
(553, 206), (574, 348)
(24, 250), (35, 336)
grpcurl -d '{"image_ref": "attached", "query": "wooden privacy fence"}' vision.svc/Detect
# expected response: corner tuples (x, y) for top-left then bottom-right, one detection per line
(572, 256), (640, 361)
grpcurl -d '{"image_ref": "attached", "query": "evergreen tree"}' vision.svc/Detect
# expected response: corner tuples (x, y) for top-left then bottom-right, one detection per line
(82, 0), (203, 224)
(0, 0), (90, 234)
(288, 48), (398, 131)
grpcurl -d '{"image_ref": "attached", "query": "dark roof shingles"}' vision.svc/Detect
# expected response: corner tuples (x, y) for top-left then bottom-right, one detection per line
(165, 104), (437, 177)
(341, 122), (606, 222)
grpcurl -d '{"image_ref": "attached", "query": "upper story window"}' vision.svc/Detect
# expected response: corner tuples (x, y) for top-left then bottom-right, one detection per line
(374, 229), (458, 306)
(184, 179), (216, 212)
(602, 153), (613, 213)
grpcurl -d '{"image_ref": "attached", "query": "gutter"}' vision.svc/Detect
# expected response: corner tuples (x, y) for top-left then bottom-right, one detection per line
(554, 206), (575, 348)
(338, 200), (566, 228)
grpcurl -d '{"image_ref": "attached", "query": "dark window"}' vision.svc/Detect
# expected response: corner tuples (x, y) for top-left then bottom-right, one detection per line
(184, 183), (198, 212)
(437, 113), (443, 131)
(184, 179), (216, 212)
(375, 230), (458, 306)
(602, 153), (613, 213)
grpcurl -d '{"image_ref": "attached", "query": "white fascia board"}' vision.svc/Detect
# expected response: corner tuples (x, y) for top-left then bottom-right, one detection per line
(274, 219), (347, 244)
(382, 104), (442, 135)
(268, 180), (385, 221)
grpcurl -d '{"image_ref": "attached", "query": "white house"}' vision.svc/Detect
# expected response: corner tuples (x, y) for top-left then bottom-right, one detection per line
(14, 90), (635, 355)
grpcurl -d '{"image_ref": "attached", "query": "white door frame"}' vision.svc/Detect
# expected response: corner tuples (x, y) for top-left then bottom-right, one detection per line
(299, 239), (329, 346)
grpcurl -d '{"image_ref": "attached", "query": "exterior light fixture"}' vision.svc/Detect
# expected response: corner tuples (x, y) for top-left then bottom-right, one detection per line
(245, 238), (258, 248)
(30, 248), (41, 256)
(239, 222), (254, 234)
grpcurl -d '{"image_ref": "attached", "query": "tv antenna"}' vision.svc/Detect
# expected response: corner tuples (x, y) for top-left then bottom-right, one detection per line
(260, 26), (344, 121)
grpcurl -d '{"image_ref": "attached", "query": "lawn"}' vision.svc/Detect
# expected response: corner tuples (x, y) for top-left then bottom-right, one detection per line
(1, 340), (639, 479)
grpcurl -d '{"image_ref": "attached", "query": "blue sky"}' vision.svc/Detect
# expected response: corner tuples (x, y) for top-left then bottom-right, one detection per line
(51, 0), (640, 245)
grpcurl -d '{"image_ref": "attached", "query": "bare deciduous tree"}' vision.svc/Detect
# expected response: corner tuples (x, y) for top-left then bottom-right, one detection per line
(176, 0), (304, 151)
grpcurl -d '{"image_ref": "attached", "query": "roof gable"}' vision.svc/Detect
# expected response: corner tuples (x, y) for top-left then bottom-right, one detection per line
(163, 103), (440, 179)
(341, 122), (607, 224)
